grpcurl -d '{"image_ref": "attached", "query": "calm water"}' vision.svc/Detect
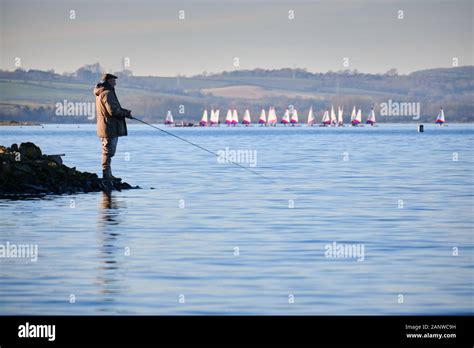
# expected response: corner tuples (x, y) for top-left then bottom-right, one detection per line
(0, 124), (473, 315)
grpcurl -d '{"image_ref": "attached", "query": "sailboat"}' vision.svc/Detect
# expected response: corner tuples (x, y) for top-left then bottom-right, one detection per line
(242, 109), (251, 125)
(350, 106), (357, 125)
(290, 109), (298, 125)
(225, 109), (233, 125)
(281, 109), (290, 125)
(321, 109), (331, 126)
(200, 109), (208, 126)
(435, 107), (446, 125)
(267, 107), (277, 126)
(351, 107), (361, 126)
(356, 108), (363, 126)
(307, 107), (315, 126)
(209, 109), (220, 126)
(165, 110), (174, 125)
(259, 109), (267, 126)
(231, 109), (239, 125)
(366, 107), (376, 126)
(337, 106), (344, 126)
(330, 106), (337, 126)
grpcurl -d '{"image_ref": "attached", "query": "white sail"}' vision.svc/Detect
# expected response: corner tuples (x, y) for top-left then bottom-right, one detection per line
(436, 108), (445, 123)
(200, 109), (208, 125)
(225, 109), (233, 124)
(232, 109), (239, 124)
(350, 106), (357, 121)
(210, 109), (219, 124)
(330, 106), (337, 124)
(165, 110), (174, 124)
(268, 107), (277, 124)
(290, 109), (298, 124)
(322, 110), (330, 124)
(259, 109), (267, 124)
(356, 108), (362, 122)
(282, 109), (290, 124)
(307, 107), (315, 124)
(210, 109), (215, 123)
(366, 108), (376, 124)
(337, 107), (344, 125)
(243, 109), (251, 124)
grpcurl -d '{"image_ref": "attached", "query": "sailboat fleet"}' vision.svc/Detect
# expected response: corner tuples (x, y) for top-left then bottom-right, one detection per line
(163, 107), (447, 126)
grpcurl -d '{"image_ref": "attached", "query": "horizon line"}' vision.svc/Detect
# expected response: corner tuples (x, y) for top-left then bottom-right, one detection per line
(2, 64), (473, 79)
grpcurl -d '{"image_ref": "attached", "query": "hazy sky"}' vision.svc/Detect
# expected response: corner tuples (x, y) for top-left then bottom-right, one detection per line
(0, 0), (472, 76)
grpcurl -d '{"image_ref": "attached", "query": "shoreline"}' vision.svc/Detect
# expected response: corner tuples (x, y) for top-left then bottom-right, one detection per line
(0, 121), (42, 126)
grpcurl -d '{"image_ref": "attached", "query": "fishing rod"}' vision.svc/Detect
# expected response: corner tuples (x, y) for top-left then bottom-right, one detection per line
(130, 116), (272, 182)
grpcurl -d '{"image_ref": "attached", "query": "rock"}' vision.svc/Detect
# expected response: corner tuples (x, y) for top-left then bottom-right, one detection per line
(19, 142), (42, 159)
(46, 155), (63, 166)
(0, 142), (139, 197)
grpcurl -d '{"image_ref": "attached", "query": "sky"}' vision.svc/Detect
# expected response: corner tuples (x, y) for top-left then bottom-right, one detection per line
(0, 0), (472, 76)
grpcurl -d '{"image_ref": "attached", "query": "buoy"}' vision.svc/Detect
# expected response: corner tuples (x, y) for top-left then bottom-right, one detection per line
(418, 124), (424, 133)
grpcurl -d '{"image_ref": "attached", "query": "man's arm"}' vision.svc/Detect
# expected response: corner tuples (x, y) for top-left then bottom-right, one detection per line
(101, 91), (130, 119)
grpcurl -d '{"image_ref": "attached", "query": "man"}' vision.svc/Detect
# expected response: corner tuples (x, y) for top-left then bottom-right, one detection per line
(94, 73), (132, 180)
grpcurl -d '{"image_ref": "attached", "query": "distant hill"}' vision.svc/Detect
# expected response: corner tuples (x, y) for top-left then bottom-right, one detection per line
(0, 65), (472, 123)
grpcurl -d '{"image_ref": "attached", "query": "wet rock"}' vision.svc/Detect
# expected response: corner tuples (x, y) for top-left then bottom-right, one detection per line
(46, 155), (63, 166)
(0, 142), (140, 197)
(19, 142), (42, 159)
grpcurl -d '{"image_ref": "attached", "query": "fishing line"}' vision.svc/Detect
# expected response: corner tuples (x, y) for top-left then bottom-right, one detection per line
(130, 116), (273, 182)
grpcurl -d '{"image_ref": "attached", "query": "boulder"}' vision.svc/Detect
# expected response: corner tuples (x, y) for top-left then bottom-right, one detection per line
(19, 142), (42, 159)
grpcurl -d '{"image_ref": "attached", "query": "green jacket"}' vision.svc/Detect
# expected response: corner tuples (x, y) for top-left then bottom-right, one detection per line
(94, 82), (129, 138)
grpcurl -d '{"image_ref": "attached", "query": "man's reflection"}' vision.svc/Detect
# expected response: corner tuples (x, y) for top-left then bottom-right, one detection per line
(96, 192), (127, 311)
(100, 191), (121, 226)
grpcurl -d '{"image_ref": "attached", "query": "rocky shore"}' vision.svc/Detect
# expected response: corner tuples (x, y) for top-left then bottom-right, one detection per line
(0, 120), (41, 126)
(0, 142), (138, 197)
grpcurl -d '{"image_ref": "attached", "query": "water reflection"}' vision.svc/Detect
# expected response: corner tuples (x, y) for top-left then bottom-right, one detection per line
(100, 191), (122, 226)
(96, 192), (127, 311)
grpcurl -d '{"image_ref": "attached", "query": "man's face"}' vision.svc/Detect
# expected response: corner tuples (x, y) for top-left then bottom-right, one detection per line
(107, 78), (117, 87)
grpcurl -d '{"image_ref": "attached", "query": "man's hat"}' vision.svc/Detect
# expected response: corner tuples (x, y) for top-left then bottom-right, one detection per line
(101, 73), (118, 81)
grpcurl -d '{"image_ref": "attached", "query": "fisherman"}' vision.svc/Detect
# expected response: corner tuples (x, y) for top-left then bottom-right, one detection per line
(94, 73), (132, 180)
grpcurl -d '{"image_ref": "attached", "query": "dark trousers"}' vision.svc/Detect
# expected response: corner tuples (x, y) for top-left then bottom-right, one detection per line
(101, 137), (118, 177)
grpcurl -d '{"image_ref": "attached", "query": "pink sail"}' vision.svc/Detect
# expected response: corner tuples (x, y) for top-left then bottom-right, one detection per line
(366, 108), (376, 125)
(242, 109), (251, 125)
(164, 110), (174, 125)
(290, 109), (298, 124)
(259, 109), (267, 124)
(225, 109), (233, 124)
(231, 109), (239, 124)
(435, 108), (445, 124)
(200, 109), (208, 126)
(321, 110), (331, 125)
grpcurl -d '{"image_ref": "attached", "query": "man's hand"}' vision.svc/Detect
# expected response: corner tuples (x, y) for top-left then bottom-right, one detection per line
(125, 110), (133, 119)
